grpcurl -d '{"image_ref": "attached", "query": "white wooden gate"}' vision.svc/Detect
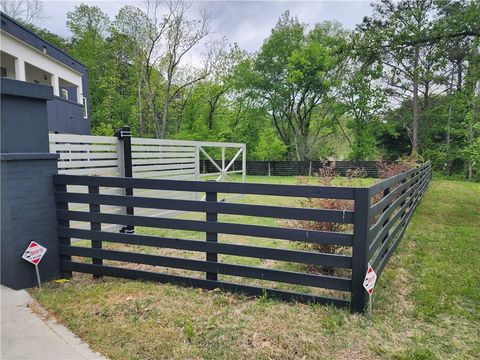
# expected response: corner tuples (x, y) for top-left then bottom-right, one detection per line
(49, 133), (246, 232)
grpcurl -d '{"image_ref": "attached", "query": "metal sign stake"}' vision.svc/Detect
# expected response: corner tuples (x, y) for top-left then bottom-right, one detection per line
(368, 292), (372, 319)
(35, 264), (42, 290)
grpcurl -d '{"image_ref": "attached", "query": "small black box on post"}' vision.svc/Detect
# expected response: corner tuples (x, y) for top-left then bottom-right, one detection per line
(1, 79), (60, 289)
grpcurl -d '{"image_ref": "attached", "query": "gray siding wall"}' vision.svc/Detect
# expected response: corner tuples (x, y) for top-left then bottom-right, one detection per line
(1, 78), (61, 289)
(1, 157), (60, 289)
(47, 97), (90, 134)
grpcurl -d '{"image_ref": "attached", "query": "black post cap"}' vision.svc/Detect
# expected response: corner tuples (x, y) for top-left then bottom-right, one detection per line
(115, 126), (131, 139)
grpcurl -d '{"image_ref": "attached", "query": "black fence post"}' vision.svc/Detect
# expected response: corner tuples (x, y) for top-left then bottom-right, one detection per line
(351, 187), (371, 313)
(88, 185), (103, 279)
(116, 126), (134, 234)
(56, 183), (72, 279)
(206, 189), (218, 281)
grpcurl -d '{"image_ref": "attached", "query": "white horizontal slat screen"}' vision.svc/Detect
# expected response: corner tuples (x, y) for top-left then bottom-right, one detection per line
(49, 133), (246, 233)
(49, 134), (123, 233)
(131, 137), (200, 213)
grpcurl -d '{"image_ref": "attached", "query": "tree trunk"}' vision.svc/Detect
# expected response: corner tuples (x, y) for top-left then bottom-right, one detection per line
(469, 79), (477, 180)
(293, 132), (301, 161)
(456, 58), (463, 92)
(145, 80), (160, 138)
(137, 75), (143, 136)
(160, 81), (171, 139)
(446, 100), (452, 175)
(446, 66), (456, 175)
(411, 45), (420, 155)
(423, 81), (430, 111)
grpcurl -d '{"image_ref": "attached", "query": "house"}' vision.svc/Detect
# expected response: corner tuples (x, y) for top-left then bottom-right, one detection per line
(1, 12), (90, 134)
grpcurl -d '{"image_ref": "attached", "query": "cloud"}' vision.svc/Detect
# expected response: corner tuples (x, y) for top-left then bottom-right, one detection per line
(40, 0), (372, 52)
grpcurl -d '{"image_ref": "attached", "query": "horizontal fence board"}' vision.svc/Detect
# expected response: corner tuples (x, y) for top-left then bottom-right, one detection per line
(53, 175), (356, 199)
(58, 228), (352, 268)
(131, 163), (196, 172)
(132, 189), (195, 198)
(369, 183), (424, 260)
(132, 169), (195, 178)
(369, 172), (429, 248)
(50, 134), (117, 144)
(57, 159), (119, 169)
(55, 192), (354, 223)
(369, 172), (430, 239)
(369, 163), (431, 196)
(50, 144), (118, 152)
(368, 165), (431, 277)
(58, 167), (120, 176)
(371, 206), (412, 268)
(371, 179), (429, 275)
(59, 246), (351, 291)
(61, 261), (350, 307)
(58, 152), (118, 160)
(370, 167), (429, 218)
(131, 146), (196, 152)
(369, 190), (418, 255)
(132, 158), (196, 165)
(56, 210), (353, 246)
(132, 152), (195, 159)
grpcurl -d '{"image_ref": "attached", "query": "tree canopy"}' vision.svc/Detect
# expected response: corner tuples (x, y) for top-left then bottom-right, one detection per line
(9, 0), (480, 179)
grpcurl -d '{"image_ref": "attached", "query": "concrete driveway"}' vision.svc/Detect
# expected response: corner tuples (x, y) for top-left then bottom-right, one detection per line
(1, 286), (106, 360)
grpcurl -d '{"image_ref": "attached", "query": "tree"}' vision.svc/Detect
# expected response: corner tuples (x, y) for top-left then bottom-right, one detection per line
(255, 128), (287, 175)
(359, 0), (441, 156)
(24, 23), (69, 50)
(113, 3), (170, 137)
(159, 0), (224, 138)
(67, 5), (113, 132)
(238, 12), (347, 160)
(0, 0), (42, 24)
(341, 33), (385, 160)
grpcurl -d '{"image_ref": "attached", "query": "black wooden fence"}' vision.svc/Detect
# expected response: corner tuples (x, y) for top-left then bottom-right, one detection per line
(200, 160), (381, 177)
(53, 162), (431, 313)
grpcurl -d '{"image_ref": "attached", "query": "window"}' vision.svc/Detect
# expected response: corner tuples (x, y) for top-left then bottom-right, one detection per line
(82, 96), (88, 119)
(1, 67), (6, 77)
(60, 88), (69, 100)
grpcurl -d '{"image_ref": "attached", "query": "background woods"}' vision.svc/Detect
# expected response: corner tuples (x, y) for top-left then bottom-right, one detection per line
(2, 0), (479, 179)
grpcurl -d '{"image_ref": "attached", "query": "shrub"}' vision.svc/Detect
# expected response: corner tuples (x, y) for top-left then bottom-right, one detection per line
(377, 157), (416, 179)
(285, 161), (364, 275)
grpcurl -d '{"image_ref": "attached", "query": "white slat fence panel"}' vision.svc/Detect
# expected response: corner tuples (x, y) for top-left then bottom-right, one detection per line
(49, 133), (123, 233)
(49, 133), (246, 234)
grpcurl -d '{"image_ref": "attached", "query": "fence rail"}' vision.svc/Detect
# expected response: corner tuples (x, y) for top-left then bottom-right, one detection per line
(201, 160), (381, 177)
(53, 162), (431, 312)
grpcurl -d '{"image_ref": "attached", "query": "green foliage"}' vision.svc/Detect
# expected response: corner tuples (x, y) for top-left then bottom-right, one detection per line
(255, 128), (287, 161)
(19, 2), (480, 178)
(235, 13), (348, 160)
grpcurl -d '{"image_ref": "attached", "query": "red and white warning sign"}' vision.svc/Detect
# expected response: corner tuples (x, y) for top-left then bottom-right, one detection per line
(363, 265), (377, 295)
(22, 241), (47, 265)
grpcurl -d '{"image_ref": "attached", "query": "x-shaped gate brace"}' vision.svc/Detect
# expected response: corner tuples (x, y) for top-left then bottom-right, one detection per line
(197, 143), (246, 201)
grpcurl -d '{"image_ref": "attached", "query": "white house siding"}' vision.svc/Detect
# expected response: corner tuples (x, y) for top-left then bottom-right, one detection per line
(0, 31), (84, 103)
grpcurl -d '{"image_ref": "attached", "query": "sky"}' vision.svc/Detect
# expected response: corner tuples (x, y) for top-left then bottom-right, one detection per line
(38, 0), (373, 55)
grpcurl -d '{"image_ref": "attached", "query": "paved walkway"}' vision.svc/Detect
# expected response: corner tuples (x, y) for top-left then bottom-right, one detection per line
(1, 286), (107, 360)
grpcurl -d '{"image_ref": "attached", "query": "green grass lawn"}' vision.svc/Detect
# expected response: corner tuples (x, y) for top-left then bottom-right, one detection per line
(32, 178), (479, 360)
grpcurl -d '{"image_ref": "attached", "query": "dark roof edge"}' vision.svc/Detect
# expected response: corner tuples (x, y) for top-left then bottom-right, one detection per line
(0, 11), (87, 70)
